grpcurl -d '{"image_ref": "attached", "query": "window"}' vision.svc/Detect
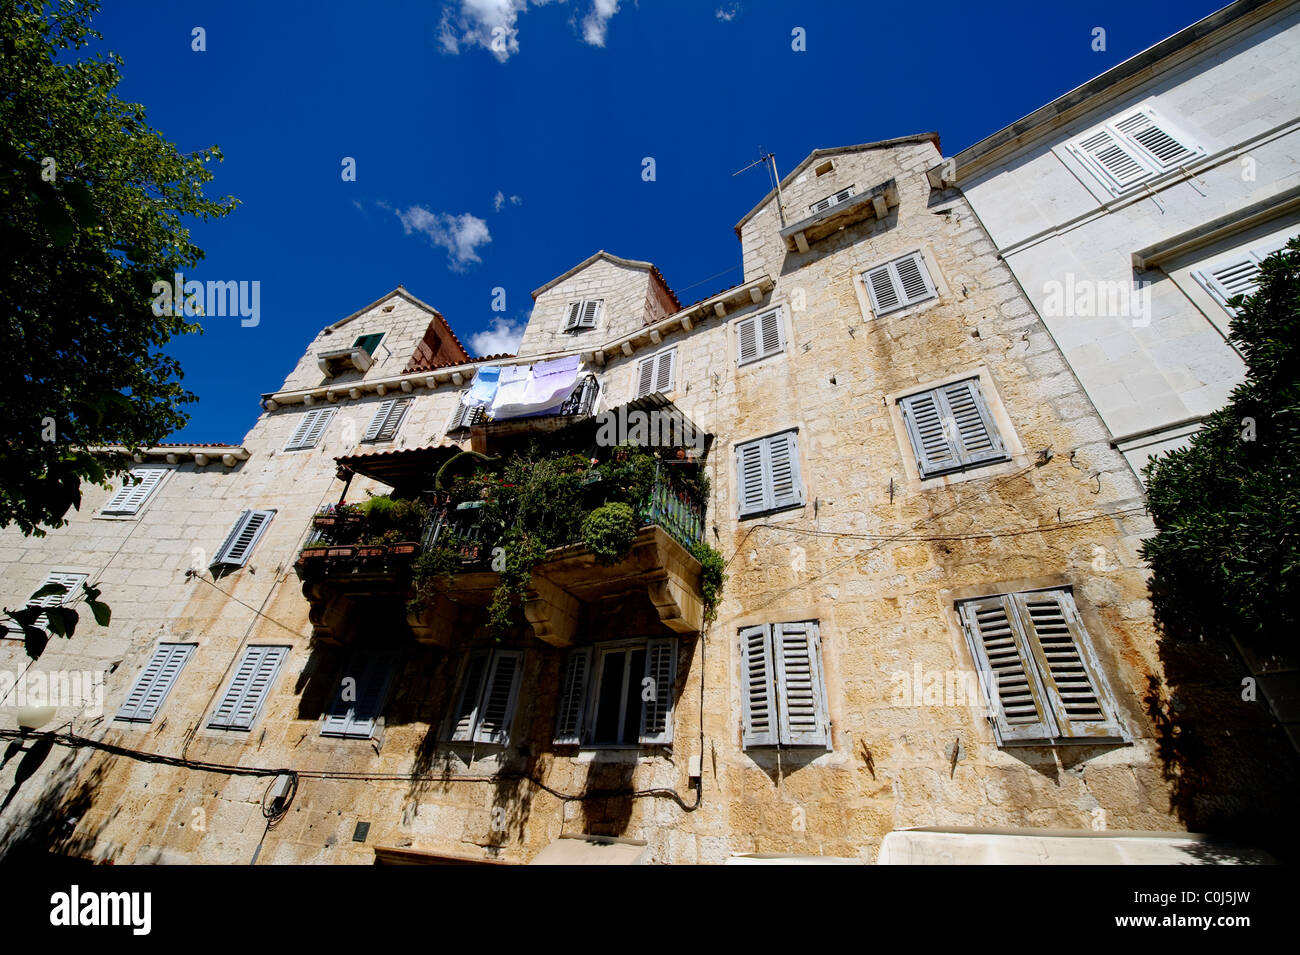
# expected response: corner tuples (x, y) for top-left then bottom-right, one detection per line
(634, 348), (676, 398)
(563, 299), (602, 332)
(735, 430), (804, 518)
(363, 397), (412, 443)
(101, 468), (167, 515)
(208, 645), (289, 731)
(740, 621), (830, 749)
(736, 308), (785, 366)
(814, 160), (834, 177)
(863, 251), (937, 316)
(1192, 237), (1291, 314)
(6, 572), (88, 634)
(957, 588), (1122, 745)
(321, 653), (395, 739)
(284, 407), (335, 451)
(899, 378), (1007, 478)
(352, 332), (385, 357)
(444, 648), (524, 745)
(1068, 106), (1201, 196)
(809, 185), (855, 214)
(447, 396), (486, 433)
(554, 638), (676, 747)
(211, 509), (274, 568)
(116, 643), (195, 723)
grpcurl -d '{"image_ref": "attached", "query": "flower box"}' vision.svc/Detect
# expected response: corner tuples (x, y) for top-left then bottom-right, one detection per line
(356, 545), (388, 558)
(389, 542), (419, 557)
(326, 546), (356, 559)
(297, 548), (329, 564)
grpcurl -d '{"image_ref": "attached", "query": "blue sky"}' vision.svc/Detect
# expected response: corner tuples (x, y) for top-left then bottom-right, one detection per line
(88, 0), (1228, 444)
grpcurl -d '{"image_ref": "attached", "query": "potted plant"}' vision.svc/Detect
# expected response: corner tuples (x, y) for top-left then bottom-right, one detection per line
(297, 543), (330, 564)
(326, 544), (357, 559)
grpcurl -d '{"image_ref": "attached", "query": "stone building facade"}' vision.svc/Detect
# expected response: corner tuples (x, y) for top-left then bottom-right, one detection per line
(0, 131), (1184, 864)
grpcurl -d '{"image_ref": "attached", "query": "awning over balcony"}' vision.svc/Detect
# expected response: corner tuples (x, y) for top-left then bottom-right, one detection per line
(334, 443), (462, 493)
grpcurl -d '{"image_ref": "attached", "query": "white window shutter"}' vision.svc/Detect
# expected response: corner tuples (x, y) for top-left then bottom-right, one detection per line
(208, 645), (287, 731)
(864, 263), (901, 315)
(959, 596), (1057, 744)
(654, 350), (676, 394)
(736, 440), (767, 517)
(117, 643), (194, 723)
(102, 468), (166, 515)
(635, 356), (656, 398)
(766, 431), (804, 509)
(25, 572), (88, 631)
(554, 647), (593, 745)
(363, 399), (396, 441)
(286, 407), (335, 450)
(940, 379), (1006, 467)
(740, 624), (778, 748)
(447, 652), (490, 742)
(639, 638), (677, 744)
(774, 621), (830, 748)
(473, 650), (524, 745)
(1194, 257), (1262, 312)
(758, 308), (783, 357)
(322, 654), (395, 738)
(895, 252), (937, 306)
(580, 300), (601, 328)
(212, 509), (274, 567)
(564, 302), (581, 330)
(1072, 127), (1148, 193)
(736, 315), (759, 365)
(1113, 109), (1196, 171)
(1012, 591), (1122, 740)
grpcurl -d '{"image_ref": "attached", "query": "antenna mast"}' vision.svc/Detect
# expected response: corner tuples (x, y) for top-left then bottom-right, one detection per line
(732, 149), (787, 228)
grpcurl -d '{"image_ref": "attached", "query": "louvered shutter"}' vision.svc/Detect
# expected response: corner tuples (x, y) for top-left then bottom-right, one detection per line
(759, 308), (783, 356)
(209, 646), (287, 731)
(286, 407), (335, 450)
(1012, 591), (1122, 740)
(1114, 110), (1196, 171)
(473, 650), (524, 744)
(363, 399), (395, 441)
(635, 355), (656, 398)
(322, 654), (395, 738)
(737, 315), (759, 364)
(118, 643), (194, 723)
(212, 509), (274, 567)
(740, 625), (778, 748)
(864, 263), (901, 315)
(900, 390), (960, 476)
(564, 302), (581, 330)
(1073, 127), (1148, 193)
(774, 621), (830, 747)
(579, 300), (600, 328)
(940, 379), (1006, 467)
(26, 572), (87, 631)
(958, 596), (1056, 743)
(736, 440), (767, 517)
(766, 431), (804, 509)
(554, 647), (592, 745)
(654, 350), (676, 394)
(447, 651), (490, 742)
(102, 468), (166, 515)
(639, 638), (677, 744)
(894, 253), (937, 306)
(1191, 239), (1293, 312)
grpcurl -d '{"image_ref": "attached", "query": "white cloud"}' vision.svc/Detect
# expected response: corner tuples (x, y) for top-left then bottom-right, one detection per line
(492, 190), (523, 211)
(438, 0), (623, 60)
(581, 0), (619, 47)
(716, 3), (740, 22)
(468, 316), (526, 355)
(395, 206), (492, 271)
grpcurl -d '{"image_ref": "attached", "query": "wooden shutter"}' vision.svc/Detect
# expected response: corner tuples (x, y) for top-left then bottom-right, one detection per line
(864, 263), (901, 314)
(1113, 110), (1196, 171)
(27, 572), (87, 631)
(774, 621), (830, 747)
(958, 596), (1056, 744)
(102, 468), (166, 515)
(735, 440), (767, 517)
(766, 431), (804, 509)
(286, 407), (334, 450)
(322, 653), (395, 738)
(117, 643), (194, 723)
(900, 389), (960, 476)
(635, 355), (656, 398)
(759, 308), (783, 356)
(654, 349), (676, 394)
(212, 509), (274, 567)
(736, 315), (759, 365)
(579, 300), (600, 328)
(447, 651), (489, 742)
(740, 625), (778, 748)
(1012, 591), (1122, 740)
(1073, 128), (1148, 193)
(639, 637), (677, 745)
(940, 379), (1006, 467)
(473, 650), (524, 745)
(554, 647), (592, 745)
(362, 397), (410, 442)
(894, 252), (936, 305)
(208, 646), (287, 731)
(564, 302), (582, 331)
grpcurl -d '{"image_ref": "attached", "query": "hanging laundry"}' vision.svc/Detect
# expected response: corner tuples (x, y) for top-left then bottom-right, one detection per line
(461, 365), (501, 408)
(490, 356), (582, 420)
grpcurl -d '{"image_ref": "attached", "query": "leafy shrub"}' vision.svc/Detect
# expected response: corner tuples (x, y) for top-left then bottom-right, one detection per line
(582, 502), (638, 566)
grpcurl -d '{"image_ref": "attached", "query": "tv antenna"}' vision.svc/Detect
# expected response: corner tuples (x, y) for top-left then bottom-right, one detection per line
(733, 148), (787, 228)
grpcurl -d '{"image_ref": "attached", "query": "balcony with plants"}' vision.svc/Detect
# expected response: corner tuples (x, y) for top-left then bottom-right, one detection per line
(295, 443), (723, 649)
